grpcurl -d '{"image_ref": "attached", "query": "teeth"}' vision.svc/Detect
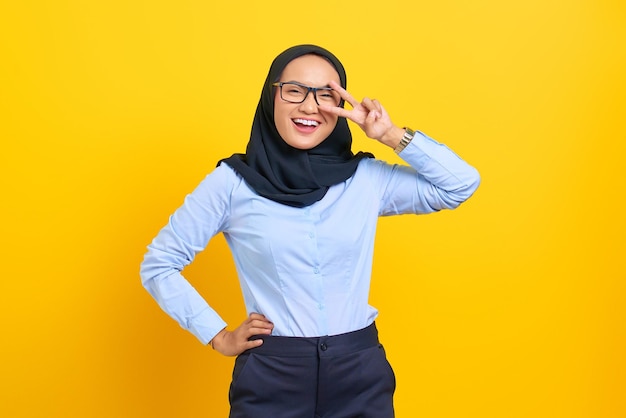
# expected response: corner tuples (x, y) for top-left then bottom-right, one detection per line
(294, 118), (319, 127)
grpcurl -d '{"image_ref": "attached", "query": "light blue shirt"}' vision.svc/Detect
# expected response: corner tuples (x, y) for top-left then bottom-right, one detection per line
(140, 132), (480, 344)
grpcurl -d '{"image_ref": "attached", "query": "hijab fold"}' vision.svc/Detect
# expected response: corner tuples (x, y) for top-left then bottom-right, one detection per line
(220, 44), (373, 208)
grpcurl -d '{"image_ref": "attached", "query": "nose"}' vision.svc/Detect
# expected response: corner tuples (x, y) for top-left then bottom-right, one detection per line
(299, 90), (319, 113)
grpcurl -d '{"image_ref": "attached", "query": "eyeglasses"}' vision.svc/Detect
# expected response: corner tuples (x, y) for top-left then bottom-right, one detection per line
(273, 81), (341, 106)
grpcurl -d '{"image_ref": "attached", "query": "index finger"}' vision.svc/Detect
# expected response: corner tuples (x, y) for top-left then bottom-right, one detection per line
(329, 80), (359, 109)
(248, 312), (271, 322)
(318, 103), (353, 119)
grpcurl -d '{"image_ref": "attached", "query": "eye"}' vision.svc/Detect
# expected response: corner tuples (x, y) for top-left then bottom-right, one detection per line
(318, 89), (340, 104)
(285, 85), (305, 95)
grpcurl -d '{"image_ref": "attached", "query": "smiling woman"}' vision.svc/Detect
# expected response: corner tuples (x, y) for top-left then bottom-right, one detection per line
(140, 44), (480, 417)
(273, 55), (340, 149)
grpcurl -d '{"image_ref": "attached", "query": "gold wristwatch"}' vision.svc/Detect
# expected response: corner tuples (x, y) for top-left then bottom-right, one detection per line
(394, 127), (415, 154)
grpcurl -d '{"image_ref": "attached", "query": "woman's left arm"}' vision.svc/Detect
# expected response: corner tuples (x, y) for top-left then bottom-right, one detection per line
(375, 132), (481, 214)
(320, 81), (480, 214)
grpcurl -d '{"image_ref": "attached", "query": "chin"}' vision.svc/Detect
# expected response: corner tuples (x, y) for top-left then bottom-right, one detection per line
(286, 137), (325, 150)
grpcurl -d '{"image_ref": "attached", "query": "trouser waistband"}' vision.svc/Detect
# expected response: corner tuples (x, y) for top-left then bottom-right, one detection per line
(246, 322), (380, 358)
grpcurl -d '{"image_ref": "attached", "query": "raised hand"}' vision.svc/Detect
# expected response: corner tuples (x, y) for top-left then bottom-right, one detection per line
(319, 80), (405, 148)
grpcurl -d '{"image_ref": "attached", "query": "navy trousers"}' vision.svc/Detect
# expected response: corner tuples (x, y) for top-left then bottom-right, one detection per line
(228, 323), (395, 418)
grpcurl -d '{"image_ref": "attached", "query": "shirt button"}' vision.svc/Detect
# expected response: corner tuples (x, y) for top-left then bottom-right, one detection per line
(313, 267), (320, 274)
(320, 343), (328, 351)
(309, 232), (315, 238)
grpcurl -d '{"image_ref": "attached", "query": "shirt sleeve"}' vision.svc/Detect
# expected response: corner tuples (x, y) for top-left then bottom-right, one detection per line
(376, 131), (481, 216)
(139, 163), (234, 345)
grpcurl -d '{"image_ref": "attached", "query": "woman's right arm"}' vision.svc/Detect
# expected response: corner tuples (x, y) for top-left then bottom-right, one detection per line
(139, 164), (233, 345)
(140, 164), (274, 353)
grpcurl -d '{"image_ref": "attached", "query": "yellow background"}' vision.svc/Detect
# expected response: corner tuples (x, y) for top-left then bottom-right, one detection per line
(1, 0), (624, 417)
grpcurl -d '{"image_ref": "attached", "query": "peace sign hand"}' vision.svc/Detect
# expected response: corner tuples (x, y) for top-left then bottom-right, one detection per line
(319, 80), (405, 149)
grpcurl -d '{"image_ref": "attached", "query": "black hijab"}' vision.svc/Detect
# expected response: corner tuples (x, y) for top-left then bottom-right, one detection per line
(219, 44), (373, 208)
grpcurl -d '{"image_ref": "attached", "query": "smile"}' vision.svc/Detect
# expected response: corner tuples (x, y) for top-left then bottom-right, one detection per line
(293, 118), (320, 127)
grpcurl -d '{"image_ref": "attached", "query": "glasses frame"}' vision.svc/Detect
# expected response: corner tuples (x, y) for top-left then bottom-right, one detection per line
(272, 81), (340, 106)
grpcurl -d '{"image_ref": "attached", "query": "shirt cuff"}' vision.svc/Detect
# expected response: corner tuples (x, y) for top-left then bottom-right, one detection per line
(396, 130), (433, 169)
(187, 307), (228, 345)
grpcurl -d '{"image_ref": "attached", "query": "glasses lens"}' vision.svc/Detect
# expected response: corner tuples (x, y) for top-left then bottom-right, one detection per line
(280, 83), (308, 103)
(315, 88), (341, 106)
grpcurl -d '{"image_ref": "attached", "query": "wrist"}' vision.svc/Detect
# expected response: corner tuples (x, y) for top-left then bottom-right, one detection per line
(394, 127), (415, 154)
(379, 125), (406, 149)
(210, 328), (227, 350)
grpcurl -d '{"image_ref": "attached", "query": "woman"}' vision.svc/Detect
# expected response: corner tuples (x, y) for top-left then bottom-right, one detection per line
(141, 44), (480, 417)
